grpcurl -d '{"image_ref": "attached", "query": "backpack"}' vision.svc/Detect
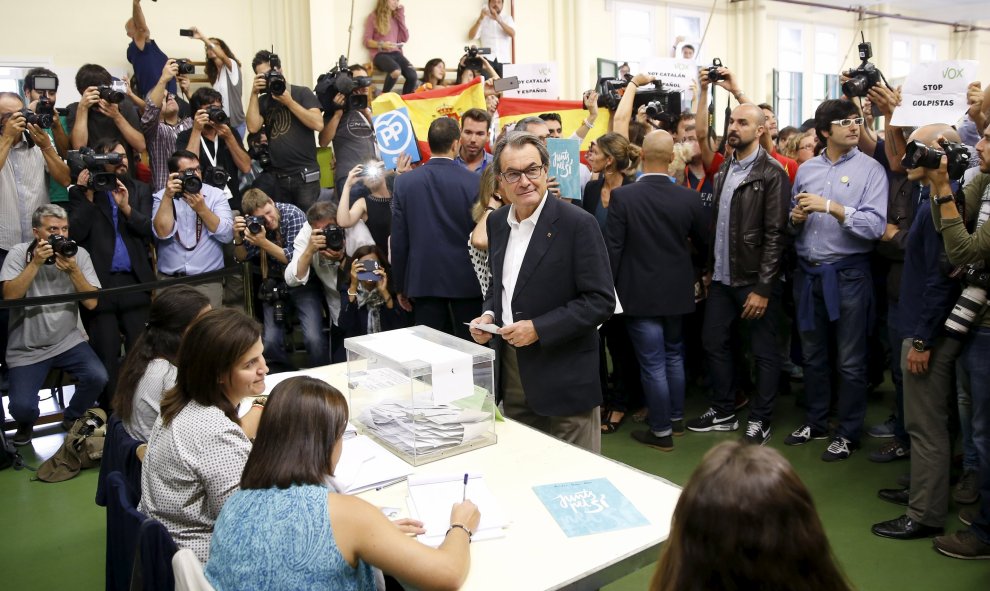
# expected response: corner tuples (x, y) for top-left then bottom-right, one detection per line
(35, 408), (108, 483)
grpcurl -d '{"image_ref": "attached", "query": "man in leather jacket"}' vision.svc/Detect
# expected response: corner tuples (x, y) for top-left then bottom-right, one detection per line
(686, 103), (790, 446)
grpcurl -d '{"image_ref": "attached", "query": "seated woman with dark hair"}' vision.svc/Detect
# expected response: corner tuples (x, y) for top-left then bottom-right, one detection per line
(420, 58), (449, 89)
(139, 308), (268, 562)
(339, 244), (407, 337)
(113, 285), (212, 442)
(205, 376), (480, 590)
(651, 441), (853, 591)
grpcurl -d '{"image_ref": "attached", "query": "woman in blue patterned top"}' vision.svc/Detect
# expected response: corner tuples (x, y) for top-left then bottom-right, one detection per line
(205, 376), (481, 591)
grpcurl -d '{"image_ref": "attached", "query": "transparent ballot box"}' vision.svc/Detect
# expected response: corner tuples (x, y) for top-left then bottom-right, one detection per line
(344, 326), (497, 466)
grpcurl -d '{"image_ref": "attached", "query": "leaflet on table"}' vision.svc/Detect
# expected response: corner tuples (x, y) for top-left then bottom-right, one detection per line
(331, 434), (413, 494)
(407, 472), (508, 547)
(360, 330), (474, 404)
(532, 478), (650, 537)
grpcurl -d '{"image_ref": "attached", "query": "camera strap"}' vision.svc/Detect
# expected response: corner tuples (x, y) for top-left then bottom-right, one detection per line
(200, 135), (233, 201)
(260, 249), (269, 281)
(707, 84), (731, 155)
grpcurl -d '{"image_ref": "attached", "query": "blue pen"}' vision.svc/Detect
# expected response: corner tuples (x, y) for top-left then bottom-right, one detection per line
(462, 473), (469, 502)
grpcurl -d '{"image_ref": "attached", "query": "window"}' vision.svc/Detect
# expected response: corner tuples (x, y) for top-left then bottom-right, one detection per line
(614, 2), (656, 71)
(891, 36), (912, 78)
(814, 30), (838, 75)
(0, 67), (26, 94)
(669, 8), (703, 59)
(778, 24), (804, 72)
(920, 41), (938, 62)
(774, 69), (803, 129)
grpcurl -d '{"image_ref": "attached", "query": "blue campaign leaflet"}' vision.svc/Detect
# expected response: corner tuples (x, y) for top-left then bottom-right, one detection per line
(532, 478), (649, 537)
(546, 138), (582, 201)
(372, 107), (421, 169)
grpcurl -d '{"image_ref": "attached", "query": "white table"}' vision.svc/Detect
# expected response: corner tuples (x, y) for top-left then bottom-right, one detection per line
(307, 364), (681, 591)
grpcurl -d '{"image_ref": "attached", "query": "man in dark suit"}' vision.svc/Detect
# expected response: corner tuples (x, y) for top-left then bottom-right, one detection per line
(68, 138), (154, 408)
(469, 132), (615, 453)
(605, 130), (709, 451)
(391, 117), (483, 340)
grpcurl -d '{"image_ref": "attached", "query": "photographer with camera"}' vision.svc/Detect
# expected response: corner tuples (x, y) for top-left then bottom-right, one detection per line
(926, 121), (990, 559)
(187, 27), (246, 137)
(67, 64), (146, 175)
(233, 188), (326, 369)
(246, 51), (324, 213)
(318, 63), (377, 200)
(786, 99), (887, 461)
(286, 200), (375, 362)
(23, 69), (69, 160)
(178, 88), (251, 211)
(467, 0), (515, 77)
(141, 60), (194, 193)
(152, 149), (233, 308)
(1, 204), (106, 446)
(363, 0), (417, 95)
(339, 245), (406, 340)
(67, 138), (154, 410)
(337, 161), (394, 253)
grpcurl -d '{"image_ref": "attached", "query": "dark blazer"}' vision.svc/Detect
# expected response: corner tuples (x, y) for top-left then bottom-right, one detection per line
(390, 158), (482, 299)
(485, 194), (615, 416)
(67, 177), (155, 285)
(606, 175), (710, 317)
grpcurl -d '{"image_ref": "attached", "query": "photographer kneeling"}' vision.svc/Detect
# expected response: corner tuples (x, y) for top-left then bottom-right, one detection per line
(234, 188), (327, 370)
(928, 123), (990, 560)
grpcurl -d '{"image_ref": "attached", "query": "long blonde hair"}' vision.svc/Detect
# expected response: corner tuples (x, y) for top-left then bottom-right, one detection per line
(374, 0), (393, 36)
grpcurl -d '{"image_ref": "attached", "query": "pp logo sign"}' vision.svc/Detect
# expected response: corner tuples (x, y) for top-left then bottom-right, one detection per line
(372, 107), (420, 169)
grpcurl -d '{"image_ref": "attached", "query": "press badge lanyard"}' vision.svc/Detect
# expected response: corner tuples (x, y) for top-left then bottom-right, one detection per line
(200, 134), (234, 201)
(685, 166), (705, 191)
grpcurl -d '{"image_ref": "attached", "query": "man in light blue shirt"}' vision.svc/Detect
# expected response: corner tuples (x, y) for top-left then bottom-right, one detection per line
(152, 149), (233, 307)
(785, 98), (887, 461)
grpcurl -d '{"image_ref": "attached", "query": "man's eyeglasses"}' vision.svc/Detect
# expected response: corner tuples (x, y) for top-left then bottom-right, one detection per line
(499, 165), (546, 184)
(831, 117), (864, 128)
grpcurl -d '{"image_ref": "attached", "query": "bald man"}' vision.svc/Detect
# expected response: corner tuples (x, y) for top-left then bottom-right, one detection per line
(786, 98), (887, 461)
(872, 125), (965, 540)
(686, 103), (790, 446)
(605, 130), (710, 451)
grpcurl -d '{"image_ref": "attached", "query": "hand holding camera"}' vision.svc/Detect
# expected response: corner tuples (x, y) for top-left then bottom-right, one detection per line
(79, 87), (102, 112)
(866, 84), (901, 119)
(345, 164), (364, 187)
(161, 59), (179, 83)
(30, 239), (54, 268)
(1, 111), (26, 141)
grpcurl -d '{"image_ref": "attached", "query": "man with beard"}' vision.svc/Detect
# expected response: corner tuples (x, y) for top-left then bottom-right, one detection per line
(455, 108), (493, 173)
(685, 103), (790, 446)
(67, 138), (154, 408)
(785, 99), (887, 461)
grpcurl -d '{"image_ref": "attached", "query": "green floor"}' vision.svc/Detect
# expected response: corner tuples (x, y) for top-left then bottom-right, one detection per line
(2, 381), (989, 590)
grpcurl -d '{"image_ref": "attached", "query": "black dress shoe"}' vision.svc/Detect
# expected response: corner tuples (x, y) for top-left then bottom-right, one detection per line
(871, 515), (944, 540)
(878, 487), (910, 506)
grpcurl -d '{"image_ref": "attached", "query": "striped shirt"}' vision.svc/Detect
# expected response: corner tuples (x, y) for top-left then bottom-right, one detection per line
(141, 99), (193, 193)
(0, 141), (50, 250)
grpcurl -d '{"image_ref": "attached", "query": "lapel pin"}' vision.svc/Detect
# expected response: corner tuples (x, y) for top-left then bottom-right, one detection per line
(547, 232), (552, 238)
(840, 175), (849, 184)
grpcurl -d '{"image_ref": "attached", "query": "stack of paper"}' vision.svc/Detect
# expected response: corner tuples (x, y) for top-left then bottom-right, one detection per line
(407, 473), (508, 547)
(354, 400), (492, 456)
(331, 433), (412, 494)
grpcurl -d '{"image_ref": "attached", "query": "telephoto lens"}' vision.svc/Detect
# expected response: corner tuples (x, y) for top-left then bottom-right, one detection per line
(46, 234), (79, 259)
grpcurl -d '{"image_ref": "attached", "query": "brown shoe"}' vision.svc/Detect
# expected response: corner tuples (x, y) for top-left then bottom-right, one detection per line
(933, 530), (990, 560)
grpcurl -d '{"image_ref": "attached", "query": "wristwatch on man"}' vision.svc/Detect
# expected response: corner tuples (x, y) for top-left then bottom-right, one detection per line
(912, 338), (930, 353)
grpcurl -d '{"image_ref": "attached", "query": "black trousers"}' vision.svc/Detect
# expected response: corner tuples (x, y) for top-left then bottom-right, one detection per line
(412, 296), (482, 341)
(373, 51), (418, 94)
(80, 272), (152, 410)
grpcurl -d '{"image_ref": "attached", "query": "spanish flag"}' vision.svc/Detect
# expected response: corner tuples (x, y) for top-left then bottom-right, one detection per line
(496, 96), (610, 151)
(371, 77), (487, 141)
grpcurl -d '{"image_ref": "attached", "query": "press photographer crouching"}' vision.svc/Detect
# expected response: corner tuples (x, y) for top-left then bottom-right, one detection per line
(927, 122), (990, 560)
(152, 150), (233, 308)
(67, 138), (154, 410)
(234, 188), (328, 370)
(0, 204), (107, 446)
(178, 88), (252, 212)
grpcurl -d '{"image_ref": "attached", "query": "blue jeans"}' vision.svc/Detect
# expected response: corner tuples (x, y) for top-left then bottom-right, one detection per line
(960, 327), (990, 543)
(262, 281), (328, 368)
(626, 316), (685, 436)
(7, 342), (108, 424)
(794, 265), (871, 443)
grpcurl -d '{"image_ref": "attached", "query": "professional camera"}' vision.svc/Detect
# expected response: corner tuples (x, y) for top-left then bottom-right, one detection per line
(318, 224), (345, 251)
(205, 105), (229, 125)
(463, 45), (492, 73)
(97, 80), (128, 104)
(46, 234), (79, 261)
(174, 59), (196, 75)
(203, 166), (230, 189)
(944, 267), (990, 337)
(706, 58), (724, 83)
(67, 147), (123, 192)
(17, 108), (45, 128)
(842, 33), (886, 98)
(263, 53), (287, 96)
(244, 215), (265, 235)
(315, 55), (373, 114)
(35, 97), (55, 129)
(596, 76), (681, 128)
(248, 142), (273, 169)
(902, 139), (971, 181)
(177, 169), (203, 194)
(257, 278), (289, 325)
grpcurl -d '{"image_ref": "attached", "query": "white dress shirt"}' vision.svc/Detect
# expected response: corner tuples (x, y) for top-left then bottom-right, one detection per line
(496, 192), (549, 327)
